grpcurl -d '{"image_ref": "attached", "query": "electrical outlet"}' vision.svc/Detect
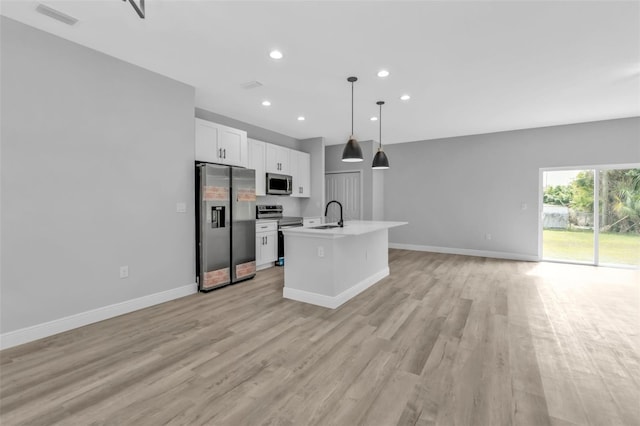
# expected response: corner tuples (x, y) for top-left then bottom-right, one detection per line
(176, 202), (186, 213)
(521, 203), (528, 210)
(119, 266), (129, 279)
(485, 233), (492, 240)
(317, 246), (324, 258)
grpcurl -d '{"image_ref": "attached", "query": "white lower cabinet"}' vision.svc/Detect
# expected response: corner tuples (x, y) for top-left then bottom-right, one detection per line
(303, 217), (322, 227)
(256, 221), (278, 270)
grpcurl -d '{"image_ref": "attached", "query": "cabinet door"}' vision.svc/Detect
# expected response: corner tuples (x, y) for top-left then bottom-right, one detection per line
(278, 147), (290, 175)
(195, 118), (219, 163)
(248, 139), (266, 196)
(290, 150), (301, 198)
(298, 151), (311, 197)
(264, 232), (278, 263)
(218, 127), (244, 167)
(265, 144), (290, 174)
(265, 144), (280, 173)
(290, 150), (310, 198)
(255, 235), (265, 266)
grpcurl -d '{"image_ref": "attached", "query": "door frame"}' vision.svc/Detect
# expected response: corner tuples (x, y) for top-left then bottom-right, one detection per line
(325, 170), (364, 221)
(538, 162), (640, 265)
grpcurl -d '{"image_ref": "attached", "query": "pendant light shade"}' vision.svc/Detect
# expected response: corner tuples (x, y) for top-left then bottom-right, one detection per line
(372, 149), (389, 169)
(372, 101), (390, 169)
(342, 77), (364, 162)
(343, 137), (363, 162)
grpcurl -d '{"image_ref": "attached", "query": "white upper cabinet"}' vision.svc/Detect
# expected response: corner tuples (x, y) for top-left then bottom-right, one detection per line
(247, 137), (311, 198)
(265, 144), (290, 175)
(194, 118), (247, 167)
(248, 138), (266, 196)
(291, 150), (311, 198)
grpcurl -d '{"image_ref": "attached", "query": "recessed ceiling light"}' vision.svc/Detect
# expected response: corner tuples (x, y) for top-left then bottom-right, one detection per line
(370, 117), (378, 121)
(269, 50), (283, 60)
(377, 70), (390, 78)
(262, 100), (271, 107)
(297, 116), (305, 121)
(400, 94), (411, 101)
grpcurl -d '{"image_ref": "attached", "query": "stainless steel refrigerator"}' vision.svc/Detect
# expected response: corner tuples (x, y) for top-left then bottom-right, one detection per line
(196, 163), (256, 292)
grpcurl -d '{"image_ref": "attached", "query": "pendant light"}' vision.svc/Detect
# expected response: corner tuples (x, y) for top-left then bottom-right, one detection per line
(372, 101), (390, 169)
(342, 77), (364, 162)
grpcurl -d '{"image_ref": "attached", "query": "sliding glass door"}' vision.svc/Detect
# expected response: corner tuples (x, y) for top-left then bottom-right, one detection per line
(541, 166), (640, 267)
(598, 168), (640, 266)
(542, 169), (595, 263)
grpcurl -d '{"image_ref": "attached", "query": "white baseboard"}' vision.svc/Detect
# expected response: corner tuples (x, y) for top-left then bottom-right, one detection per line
(388, 243), (539, 262)
(0, 283), (198, 350)
(283, 268), (389, 309)
(256, 262), (275, 271)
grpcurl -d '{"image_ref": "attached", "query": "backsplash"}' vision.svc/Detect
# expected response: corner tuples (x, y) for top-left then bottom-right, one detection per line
(256, 195), (301, 216)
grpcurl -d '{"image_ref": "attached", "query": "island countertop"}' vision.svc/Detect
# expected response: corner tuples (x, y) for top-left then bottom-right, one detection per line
(282, 220), (407, 238)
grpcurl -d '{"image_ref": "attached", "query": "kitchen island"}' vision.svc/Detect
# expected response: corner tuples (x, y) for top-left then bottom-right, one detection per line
(281, 220), (407, 308)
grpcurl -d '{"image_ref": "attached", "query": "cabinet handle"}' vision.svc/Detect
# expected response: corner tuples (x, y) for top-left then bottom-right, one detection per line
(260, 225), (268, 229)
(218, 148), (221, 158)
(263, 236), (267, 245)
(299, 187), (303, 193)
(223, 148), (226, 159)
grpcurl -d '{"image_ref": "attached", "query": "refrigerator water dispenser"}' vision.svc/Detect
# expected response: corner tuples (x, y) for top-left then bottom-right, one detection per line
(211, 206), (225, 228)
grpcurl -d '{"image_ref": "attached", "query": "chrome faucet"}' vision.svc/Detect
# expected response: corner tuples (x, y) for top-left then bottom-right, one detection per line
(325, 200), (344, 227)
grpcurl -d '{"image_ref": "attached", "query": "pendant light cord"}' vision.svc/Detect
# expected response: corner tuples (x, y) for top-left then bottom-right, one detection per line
(379, 103), (382, 149)
(351, 81), (354, 136)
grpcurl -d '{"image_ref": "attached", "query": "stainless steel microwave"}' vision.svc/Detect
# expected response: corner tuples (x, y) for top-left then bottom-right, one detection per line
(266, 173), (292, 195)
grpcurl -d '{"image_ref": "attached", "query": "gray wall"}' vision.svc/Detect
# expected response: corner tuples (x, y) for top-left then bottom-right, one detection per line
(325, 140), (381, 220)
(299, 137), (326, 217)
(384, 117), (640, 258)
(1, 18), (196, 333)
(372, 169), (384, 221)
(195, 108), (300, 150)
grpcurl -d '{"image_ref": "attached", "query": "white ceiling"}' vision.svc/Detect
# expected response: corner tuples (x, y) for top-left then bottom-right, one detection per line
(1, 1), (639, 146)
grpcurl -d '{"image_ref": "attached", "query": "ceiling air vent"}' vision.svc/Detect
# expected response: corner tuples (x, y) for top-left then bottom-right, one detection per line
(241, 81), (263, 90)
(36, 3), (78, 26)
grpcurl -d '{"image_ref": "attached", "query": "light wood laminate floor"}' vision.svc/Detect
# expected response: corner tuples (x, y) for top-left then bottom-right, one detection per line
(1, 250), (639, 425)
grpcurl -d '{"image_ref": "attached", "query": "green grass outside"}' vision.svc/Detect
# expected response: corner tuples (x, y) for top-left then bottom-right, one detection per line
(543, 229), (640, 266)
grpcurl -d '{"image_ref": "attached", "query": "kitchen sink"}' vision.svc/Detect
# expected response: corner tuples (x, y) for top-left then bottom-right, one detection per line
(310, 224), (342, 229)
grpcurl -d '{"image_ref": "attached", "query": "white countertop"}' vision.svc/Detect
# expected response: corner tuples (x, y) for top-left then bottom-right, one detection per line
(282, 220), (407, 238)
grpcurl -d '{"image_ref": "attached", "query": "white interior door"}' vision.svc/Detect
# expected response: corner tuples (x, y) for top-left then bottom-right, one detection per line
(325, 172), (362, 223)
